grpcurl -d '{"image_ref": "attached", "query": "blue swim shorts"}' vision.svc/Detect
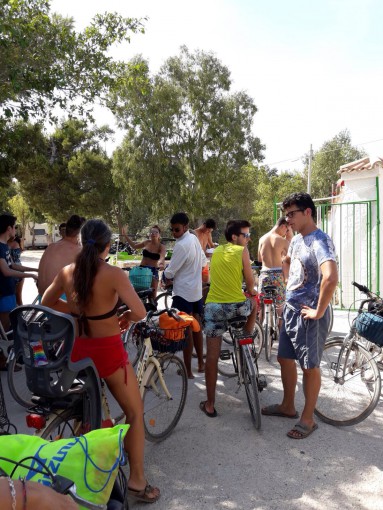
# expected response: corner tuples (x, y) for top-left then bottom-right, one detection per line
(140, 265), (159, 280)
(0, 294), (16, 313)
(278, 304), (330, 369)
(172, 295), (204, 316)
(204, 299), (252, 337)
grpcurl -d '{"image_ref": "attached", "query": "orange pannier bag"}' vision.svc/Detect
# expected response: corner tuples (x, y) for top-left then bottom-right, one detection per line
(158, 311), (200, 340)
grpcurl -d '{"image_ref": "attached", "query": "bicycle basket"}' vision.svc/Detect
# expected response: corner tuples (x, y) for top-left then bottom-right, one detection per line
(129, 266), (153, 291)
(355, 312), (383, 347)
(150, 326), (188, 353)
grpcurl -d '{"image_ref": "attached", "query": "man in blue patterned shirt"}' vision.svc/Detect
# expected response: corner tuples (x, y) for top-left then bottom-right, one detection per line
(262, 193), (338, 439)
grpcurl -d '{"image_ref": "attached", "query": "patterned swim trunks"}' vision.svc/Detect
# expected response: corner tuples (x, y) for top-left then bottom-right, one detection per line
(258, 268), (286, 304)
(204, 299), (252, 337)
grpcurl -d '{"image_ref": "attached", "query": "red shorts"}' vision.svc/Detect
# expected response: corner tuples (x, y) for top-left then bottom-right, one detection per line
(71, 334), (128, 379)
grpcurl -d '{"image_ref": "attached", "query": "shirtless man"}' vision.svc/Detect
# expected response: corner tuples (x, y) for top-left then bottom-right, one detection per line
(37, 215), (85, 296)
(257, 217), (292, 318)
(193, 219), (216, 253)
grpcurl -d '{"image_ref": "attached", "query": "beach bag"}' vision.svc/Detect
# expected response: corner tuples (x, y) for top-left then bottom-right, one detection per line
(355, 312), (383, 347)
(0, 425), (129, 509)
(129, 266), (153, 291)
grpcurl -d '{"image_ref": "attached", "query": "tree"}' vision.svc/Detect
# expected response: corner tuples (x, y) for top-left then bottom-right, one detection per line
(0, 0), (144, 122)
(8, 191), (32, 247)
(306, 130), (366, 198)
(109, 47), (265, 224)
(15, 119), (118, 222)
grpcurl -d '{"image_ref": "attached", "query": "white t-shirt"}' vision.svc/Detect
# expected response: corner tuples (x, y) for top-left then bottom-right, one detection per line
(164, 231), (203, 302)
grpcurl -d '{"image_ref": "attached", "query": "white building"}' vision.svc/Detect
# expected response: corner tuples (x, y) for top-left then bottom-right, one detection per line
(331, 156), (382, 308)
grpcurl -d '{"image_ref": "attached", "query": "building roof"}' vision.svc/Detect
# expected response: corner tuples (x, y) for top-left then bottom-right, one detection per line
(338, 156), (383, 175)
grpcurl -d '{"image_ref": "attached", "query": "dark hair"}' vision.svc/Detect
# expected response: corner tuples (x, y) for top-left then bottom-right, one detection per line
(282, 192), (317, 221)
(170, 212), (189, 226)
(204, 218), (216, 230)
(73, 219), (112, 312)
(0, 213), (16, 234)
(59, 222), (66, 230)
(225, 220), (251, 242)
(151, 225), (161, 233)
(65, 215), (85, 237)
(276, 217), (288, 227)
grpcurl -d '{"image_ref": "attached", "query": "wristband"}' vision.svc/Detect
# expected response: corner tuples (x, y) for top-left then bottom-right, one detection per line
(6, 477), (17, 510)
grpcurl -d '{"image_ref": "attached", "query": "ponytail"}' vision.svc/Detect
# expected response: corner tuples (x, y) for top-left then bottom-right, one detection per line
(73, 220), (112, 311)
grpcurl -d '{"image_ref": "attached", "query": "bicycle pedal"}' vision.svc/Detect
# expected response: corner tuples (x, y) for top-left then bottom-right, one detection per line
(220, 349), (231, 360)
(258, 375), (267, 391)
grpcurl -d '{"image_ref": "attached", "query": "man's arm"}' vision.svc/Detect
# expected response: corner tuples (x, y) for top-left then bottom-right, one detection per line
(11, 262), (38, 272)
(257, 239), (263, 265)
(282, 255), (291, 284)
(163, 245), (185, 280)
(206, 232), (214, 249)
(242, 248), (256, 295)
(0, 259), (37, 280)
(301, 260), (338, 320)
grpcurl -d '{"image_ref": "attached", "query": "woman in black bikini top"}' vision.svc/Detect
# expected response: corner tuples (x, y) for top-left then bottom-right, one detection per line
(123, 225), (166, 298)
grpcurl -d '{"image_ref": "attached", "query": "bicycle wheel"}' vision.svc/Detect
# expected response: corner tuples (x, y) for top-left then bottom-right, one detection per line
(327, 303), (334, 335)
(217, 341), (237, 378)
(315, 337), (381, 426)
(143, 354), (188, 442)
(241, 344), (261, 429)
(263, 308), (272, 363)
(265, 305), (278, 363)
(7, 353), (33, 408)
(41, 407), (85, 440)
(122, 323), (143, 367)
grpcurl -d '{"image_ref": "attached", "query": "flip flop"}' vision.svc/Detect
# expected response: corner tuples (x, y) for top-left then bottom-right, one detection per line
(127, 481), (160, 503)
(287, 421), (318, 439)
(199, 400), (217, 418)
(261, 404), (299, 419)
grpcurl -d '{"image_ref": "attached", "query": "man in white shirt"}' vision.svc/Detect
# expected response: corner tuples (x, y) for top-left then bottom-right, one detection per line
(164, 212), (205, 378)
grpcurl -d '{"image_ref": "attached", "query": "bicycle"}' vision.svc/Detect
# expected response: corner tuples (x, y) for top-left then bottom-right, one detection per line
(218, 315), (267, 429)
(258, 285), (280, 362)
(314, 281), (382, 426)
(122, 306), (188, 442)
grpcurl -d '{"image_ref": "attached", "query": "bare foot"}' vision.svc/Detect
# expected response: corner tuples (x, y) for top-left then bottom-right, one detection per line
(188, 372), (195, 379)
(198, 363), (205, 373)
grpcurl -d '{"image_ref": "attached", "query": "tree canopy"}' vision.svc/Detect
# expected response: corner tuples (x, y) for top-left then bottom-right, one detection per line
(0, 0), (144, 122)
(109, 46), (265, 224)
(307, 130), (366, 198)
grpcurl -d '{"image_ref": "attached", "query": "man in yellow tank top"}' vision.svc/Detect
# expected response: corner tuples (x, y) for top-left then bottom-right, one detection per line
(200, 220), (257, 417)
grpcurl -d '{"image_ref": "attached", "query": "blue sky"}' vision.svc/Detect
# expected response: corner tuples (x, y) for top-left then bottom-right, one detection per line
(51, 0), (383, 171)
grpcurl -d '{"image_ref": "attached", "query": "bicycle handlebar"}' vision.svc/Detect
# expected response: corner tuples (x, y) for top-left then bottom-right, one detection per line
(351, 281), (371, 295)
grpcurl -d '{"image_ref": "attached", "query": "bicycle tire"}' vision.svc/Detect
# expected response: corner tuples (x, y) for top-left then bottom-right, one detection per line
(143, 354), (188, 442)
(327, 303), (334, 335)
(122, 322), (143, 367)
(241, 344), (261, 429)
(315, 337), (381, 426)
(7, 353), (33, 408)
(40, 407), (85, 440)
(154, 291), (172, 310)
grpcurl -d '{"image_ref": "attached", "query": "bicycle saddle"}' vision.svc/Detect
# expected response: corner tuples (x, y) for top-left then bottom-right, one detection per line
(263, 285), (278, 295)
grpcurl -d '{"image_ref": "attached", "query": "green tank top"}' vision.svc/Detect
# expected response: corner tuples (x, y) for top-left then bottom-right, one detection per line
(206, 243), (246, 303)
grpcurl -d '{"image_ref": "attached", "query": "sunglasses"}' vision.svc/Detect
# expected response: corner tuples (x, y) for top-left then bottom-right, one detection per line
(285, 209), (304, 219)
(239, 232), (251, 238)
(170, 227), (182, 233)
(150, 230), (160, 235)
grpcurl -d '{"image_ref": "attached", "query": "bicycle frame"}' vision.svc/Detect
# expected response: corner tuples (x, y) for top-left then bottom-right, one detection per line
(135, 336), (172, 399)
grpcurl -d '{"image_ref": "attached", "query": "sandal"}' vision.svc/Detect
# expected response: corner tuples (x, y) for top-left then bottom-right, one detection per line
(287, 421), (318, 439)
(127, 481), (161, 503)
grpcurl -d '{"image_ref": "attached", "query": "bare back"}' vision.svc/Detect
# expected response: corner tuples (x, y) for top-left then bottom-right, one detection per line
(37, 238), (81, 295)
(193, 227), (213, 252)
(258, 232), (289, 269)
